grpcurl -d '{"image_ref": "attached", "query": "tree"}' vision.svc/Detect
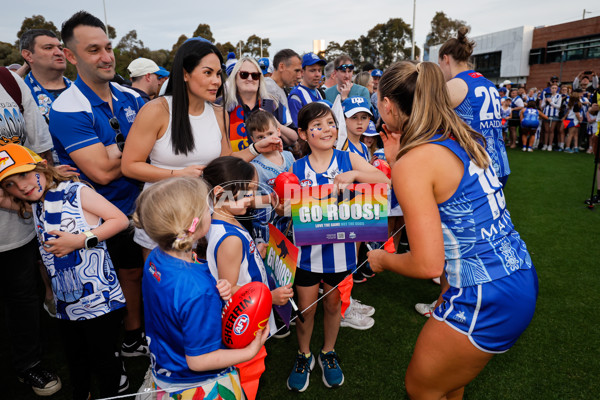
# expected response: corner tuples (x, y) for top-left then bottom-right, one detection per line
(242, 35), (270, 58)
(115, 30), (151, 78)
(322, 41), (343, 61)
(341, 39), (361, 64)
(107, 25), (117, 40)
(168, 34), (189, 65)
(16, 15), (59, 42)
(216, 41), (236, 59)
(0, 41), (21, 67)
(426, 11), (469, 47)
(192, 24), (214, 42)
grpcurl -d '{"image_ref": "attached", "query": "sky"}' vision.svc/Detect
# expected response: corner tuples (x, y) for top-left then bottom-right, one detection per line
(1, 0), (594, 60)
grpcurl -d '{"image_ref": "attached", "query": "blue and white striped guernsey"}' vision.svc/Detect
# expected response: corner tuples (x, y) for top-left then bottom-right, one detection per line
(542, 94), (562, 119)
(346, 140), (370, 162)
(292, 149), (357, 273)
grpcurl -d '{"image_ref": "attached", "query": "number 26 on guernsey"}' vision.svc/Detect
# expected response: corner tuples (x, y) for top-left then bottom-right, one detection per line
(474, 86), (501, 121)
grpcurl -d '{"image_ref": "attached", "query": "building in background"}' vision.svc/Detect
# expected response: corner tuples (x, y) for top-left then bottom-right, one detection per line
(427, 16), (600, 88)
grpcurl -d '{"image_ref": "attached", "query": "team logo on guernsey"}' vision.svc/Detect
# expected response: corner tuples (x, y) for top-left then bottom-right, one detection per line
(468, 72), (483, 79)
(300, 179), (313, 187)
(124, 106), (137, 123)
(234, 314), (250, 335)
(454, 311), (466, 323)
(148, 262), (161, 282)
(249, 240), (256, 254)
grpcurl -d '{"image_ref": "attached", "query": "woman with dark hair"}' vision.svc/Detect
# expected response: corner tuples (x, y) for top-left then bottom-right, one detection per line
(224, 56), (297, 151)
(367, 61), (537, 399)
(122, 40), (282, 257)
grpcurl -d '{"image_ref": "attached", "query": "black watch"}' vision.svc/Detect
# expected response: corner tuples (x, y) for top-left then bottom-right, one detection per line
(83, 231), (99, 249)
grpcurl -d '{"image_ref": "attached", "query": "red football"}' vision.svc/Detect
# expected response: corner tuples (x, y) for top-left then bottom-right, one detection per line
(272, 172), (301, 204)
(372, 159), (392, 179)
(222, 282), (272, 349)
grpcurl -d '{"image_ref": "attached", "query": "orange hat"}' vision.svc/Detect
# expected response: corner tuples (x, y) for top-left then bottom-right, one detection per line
(0, 144), (43, 182)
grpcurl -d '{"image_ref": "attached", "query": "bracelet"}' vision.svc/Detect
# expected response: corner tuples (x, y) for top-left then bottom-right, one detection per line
(249, 143), (259, 156)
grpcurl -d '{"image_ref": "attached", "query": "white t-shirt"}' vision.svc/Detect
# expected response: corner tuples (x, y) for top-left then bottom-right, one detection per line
(1, 70), (53, 252)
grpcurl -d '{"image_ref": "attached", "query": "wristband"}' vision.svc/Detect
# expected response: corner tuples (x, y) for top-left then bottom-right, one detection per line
(249, 143), (260, 156)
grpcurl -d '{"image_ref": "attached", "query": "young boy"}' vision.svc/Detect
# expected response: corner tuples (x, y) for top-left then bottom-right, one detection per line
(341, 97), (372, 162)
(246, 110), (296, 245)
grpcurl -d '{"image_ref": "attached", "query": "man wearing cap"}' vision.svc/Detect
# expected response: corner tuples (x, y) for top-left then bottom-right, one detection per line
(324, 54), (371, 107)
(20, 29), (72, 124)
(370, 69), (382, 109)
(48, 11), (147, 369)
(0, 65), (62, 394)
(287, 53), (326, 126)
(126, 58), (168, 103)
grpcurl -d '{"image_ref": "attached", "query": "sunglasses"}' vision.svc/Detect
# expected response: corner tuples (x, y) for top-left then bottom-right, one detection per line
(239, 71), (261, 80)
(336, 64), (355, 72)
(109, 117), (125, 152)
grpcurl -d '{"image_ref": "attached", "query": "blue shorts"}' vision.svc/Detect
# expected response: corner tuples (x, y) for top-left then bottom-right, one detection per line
(432, 267), (538, 353)
(521, 120), (539, 129)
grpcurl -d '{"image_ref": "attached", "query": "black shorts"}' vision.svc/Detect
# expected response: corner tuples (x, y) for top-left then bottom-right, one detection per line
(294, 268), (349, 287)
(508, 118), (521, 128)
(106, 225), (143, 270)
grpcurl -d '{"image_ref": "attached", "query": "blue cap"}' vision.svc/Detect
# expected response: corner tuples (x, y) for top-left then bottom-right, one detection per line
(363, 121), (379, 136)
(371, 69), (382, 77)
(227, 52), (236, 60)
(184, 36), (212, 44)
(342, 97), (372, 118)
(258, 57), (270, 75)
(302, 53), (326, 68)
(155, 66), (169, 78)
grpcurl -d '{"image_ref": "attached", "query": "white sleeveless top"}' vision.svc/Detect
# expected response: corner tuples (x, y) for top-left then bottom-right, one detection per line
(146, 97), (222, 189)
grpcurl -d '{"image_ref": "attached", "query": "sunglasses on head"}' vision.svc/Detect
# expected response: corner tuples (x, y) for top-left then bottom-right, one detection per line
(336, 64), (354, 72)
(109, 117), (125, 152)
(239, 71), (261, 80)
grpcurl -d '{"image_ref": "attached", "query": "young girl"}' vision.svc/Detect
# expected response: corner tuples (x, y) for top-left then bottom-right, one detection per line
(541, 84), (562, 151)
(0, 144), (129, 400)
(367, 61), (537, 399)
(341, 97), (372, 162)
(564, 91), (583, 153)
(203, 156), (293, 400)
(520, 100), (548, 152)
(286, 102), (389, 392)
(132, 176), (268, 399)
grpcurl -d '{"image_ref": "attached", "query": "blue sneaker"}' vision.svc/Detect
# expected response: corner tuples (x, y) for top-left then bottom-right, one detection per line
(287, 352), (315, 392)
(318, 350), (344, 388)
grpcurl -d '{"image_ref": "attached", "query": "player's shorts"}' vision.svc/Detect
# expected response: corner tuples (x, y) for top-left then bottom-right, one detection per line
(432, 267), (538, 353)
(508, 118), (520, 128)
(294, 268), (349, 287)
(521, 120), (539, 129)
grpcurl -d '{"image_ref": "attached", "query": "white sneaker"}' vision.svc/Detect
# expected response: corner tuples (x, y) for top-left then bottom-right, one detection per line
(541, 144), (548, 151)
(547, 145), (553, 152)
(340, 308), (374, 330)
(414, 301), (437, 318)
(349, 297), (375, 317)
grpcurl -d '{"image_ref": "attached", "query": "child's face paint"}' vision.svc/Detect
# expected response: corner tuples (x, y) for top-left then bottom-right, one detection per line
(1, 170), (47, 202)
(304, 114), (337, 152)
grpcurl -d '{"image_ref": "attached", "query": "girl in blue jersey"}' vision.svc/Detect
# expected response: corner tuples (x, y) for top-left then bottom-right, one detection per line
(367, 61), (538, 399)
(286, 102), (389, 392)
(202, 156), (293, 400)
(520, 100), (549, 152)
(0, 144), (129, 399)
(132, 177), (268, 399)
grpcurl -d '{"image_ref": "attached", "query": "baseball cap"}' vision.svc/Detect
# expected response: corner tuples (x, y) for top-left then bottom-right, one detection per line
(363, 121), (379, 136)
(155, 66), (169, 78)
(371, 69), (382, 77)
(498, 87), (507, 93)
(550, 75), (559, 80)
(501, 79), (512, 86)
(127, 58), (160, 78)
(342, 97), (372, 118)
(0, 144), (43, 182)
(258, 57), (270, 75)
(302, 53), (326, 68)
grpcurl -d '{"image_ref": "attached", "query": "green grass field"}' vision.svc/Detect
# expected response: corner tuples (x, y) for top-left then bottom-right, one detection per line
(2, 148), (599, 399)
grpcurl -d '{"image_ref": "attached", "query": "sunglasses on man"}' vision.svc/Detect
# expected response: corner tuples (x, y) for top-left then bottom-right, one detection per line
(239, 71), (261, 80)
(336, 64), (355, 72)
(109, 117), (126, 152)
